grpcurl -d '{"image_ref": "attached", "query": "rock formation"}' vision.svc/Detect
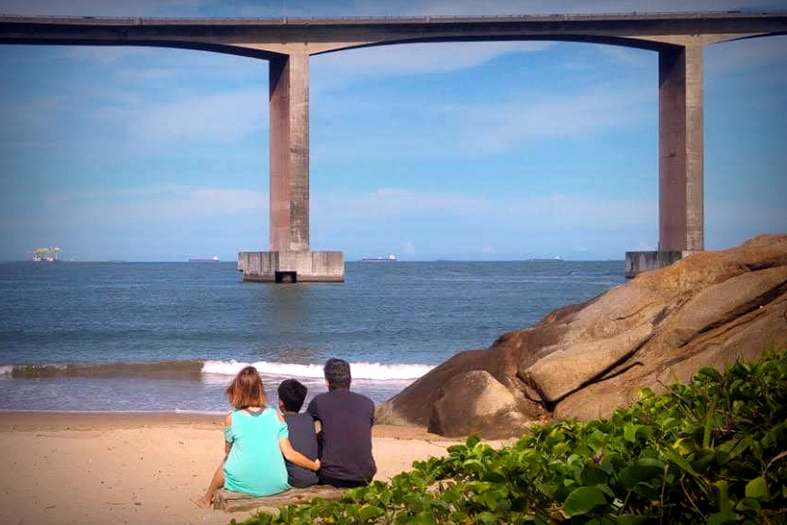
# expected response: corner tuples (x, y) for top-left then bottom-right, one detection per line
(376, 234), (787, 439)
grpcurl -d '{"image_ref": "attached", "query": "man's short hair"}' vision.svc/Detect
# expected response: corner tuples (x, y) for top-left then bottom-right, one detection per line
(324, 358), (351, 391)
(278, 379), (308, 412)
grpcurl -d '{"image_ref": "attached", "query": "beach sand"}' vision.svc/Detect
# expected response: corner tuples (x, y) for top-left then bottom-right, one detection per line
(0, 411), (468, 525)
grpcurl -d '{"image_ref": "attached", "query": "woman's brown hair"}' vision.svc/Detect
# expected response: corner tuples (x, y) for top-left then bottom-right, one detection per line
(225, 366), (267, 410)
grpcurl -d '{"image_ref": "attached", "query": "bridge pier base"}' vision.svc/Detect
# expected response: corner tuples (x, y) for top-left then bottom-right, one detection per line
(239, 52), (345, 283)
(238, 251), (345, 282)
(624, 250), (695, 279)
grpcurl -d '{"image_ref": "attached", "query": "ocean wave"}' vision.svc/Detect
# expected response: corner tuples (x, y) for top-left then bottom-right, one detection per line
(0, 360), (433, 381)
(202, 360), (433, 380)
(0, 361), (204, 380)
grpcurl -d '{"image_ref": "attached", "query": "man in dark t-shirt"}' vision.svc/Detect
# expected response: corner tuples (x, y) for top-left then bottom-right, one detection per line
(277, 379), (319, 488)
(307, 358), (376, 487)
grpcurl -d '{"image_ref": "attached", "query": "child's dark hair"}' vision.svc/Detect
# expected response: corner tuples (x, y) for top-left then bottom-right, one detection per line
(277, 379), (308, 412)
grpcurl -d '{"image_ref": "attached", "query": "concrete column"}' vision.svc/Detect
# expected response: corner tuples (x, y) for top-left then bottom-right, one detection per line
(658, 44), (704, 251)
(269, 53), (310, 252)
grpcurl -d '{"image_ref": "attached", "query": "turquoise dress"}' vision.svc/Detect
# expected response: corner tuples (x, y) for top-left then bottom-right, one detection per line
(223, 408), (290, 496)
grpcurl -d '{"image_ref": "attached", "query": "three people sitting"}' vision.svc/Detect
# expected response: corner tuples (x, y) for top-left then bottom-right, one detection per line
(196, 357), (376, 506)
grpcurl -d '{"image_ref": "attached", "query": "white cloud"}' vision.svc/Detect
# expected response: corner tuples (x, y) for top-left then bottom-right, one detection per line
(40, 185), (268, 226)
(707, 199), (787, 231)
(313, 78), (654, 158)
(706, 35), (787, 77)
(312, 41), (552, 86)
(90, 88), (268, 143)
(61, 47), (153, 65)
(311, 187), (658, 229)
(21, 184), (659, 231)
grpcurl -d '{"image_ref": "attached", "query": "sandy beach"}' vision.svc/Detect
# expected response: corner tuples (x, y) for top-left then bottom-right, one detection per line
(0, 411), (466, 525)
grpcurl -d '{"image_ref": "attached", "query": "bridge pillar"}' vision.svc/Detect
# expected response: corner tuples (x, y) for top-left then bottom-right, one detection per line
(658, 44), (704, 252)
(627, 44), (704, 278)
(239, 53), (344, 282)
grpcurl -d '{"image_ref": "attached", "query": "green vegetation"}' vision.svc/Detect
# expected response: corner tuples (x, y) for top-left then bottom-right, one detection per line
(236, 351), (787, 525)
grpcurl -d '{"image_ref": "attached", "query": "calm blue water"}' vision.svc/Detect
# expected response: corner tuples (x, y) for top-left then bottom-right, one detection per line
(0, 260), (624, 412)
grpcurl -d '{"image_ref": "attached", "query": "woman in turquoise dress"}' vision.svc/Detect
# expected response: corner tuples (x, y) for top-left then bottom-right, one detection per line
(195, 366), (320, 507)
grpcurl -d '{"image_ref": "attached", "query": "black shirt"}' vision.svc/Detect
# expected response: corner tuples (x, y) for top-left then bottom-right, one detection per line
(283, 412), (319, 488)
(307, 389), (376, 482)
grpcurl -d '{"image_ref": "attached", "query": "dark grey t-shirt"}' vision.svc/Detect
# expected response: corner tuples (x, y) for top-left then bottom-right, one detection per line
(283, 412), (319, 488)
(307, 389), (376, 482)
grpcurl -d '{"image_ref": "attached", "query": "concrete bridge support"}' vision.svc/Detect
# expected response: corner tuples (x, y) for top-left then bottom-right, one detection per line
(240, 53), (344, 282)
(659, 44), (704, 253)
(627, 43), (704, 278)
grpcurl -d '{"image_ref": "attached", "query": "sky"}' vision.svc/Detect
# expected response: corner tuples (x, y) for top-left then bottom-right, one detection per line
(0, 0), (785, 262)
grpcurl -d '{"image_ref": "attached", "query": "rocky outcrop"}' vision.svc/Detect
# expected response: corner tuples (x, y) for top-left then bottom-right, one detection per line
(376, 234), (787, 438)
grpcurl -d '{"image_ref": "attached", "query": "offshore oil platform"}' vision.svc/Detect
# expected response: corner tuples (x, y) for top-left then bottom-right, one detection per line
(29, 247), (61, 261)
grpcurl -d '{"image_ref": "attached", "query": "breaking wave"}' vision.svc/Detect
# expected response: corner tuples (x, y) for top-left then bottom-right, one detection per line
(0, 360), (433, 381)
(202, 360), (433, 380)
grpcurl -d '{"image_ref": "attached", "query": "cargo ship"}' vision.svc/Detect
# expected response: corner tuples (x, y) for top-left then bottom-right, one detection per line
(188, 256), (220, 262)
(30, 247), (61, 262)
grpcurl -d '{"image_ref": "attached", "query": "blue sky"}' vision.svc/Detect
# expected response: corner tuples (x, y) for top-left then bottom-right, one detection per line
(0, 0), (785, 262)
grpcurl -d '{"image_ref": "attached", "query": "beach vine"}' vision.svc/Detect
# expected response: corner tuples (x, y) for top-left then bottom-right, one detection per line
(234, 350), (787, 525)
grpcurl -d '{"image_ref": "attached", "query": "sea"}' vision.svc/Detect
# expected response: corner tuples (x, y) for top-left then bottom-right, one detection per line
(0, 260), (625, 414)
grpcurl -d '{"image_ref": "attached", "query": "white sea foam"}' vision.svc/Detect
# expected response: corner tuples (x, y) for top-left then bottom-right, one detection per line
(0, 365), (13, 377)
(201, 360), (433, 380)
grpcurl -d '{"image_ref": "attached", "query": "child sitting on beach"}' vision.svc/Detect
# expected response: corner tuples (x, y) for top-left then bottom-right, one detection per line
(194, 366), (320, 507)
(277, 379), (319, 488)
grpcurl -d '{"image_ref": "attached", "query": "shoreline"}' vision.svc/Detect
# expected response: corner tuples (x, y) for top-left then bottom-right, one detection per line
(0, 410), (466, 525)
(0, 410), (448, 440)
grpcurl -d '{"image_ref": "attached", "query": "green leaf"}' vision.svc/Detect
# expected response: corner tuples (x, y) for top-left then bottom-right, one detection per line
(358, 505), (385, 523)
(623, 424), (643, 443)
(618, 460), (664, 489)
(563, 486), (607, 516)
(617, 515), (648, 525)
(475, 511), (498, 525)
(714, 480), (732, 513)
(691, 447), (716, 473)
(706, 511), (740, 525)
(744, 476), (769, 502)
(580, 466), (608, 486)
(697, 367), (722, 381)
(672, 437), (695, 455)
(735, 497), (761, 513)
(466, 435), (481, 448)
(664, 447), (699, 477)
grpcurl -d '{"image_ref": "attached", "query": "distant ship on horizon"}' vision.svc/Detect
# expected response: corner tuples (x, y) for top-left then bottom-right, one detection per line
(529, 256), (564, 262)
(360, 254), (397, 262)
(29, 246), (62, 262)
(188, 256), (220, 262)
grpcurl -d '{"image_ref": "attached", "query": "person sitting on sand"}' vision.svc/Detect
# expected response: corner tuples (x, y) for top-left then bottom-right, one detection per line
(194, 366), (320, 507)
(277, 379), (319, 488)
(307, 358), (376, 488)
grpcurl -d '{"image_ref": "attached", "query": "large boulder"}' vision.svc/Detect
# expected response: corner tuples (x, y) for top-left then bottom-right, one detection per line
(376, 234), (787, 438)
(427, 370), (532, 439)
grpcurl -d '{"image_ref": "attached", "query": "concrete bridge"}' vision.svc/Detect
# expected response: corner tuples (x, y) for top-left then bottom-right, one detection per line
(2, 12), (786, 281)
